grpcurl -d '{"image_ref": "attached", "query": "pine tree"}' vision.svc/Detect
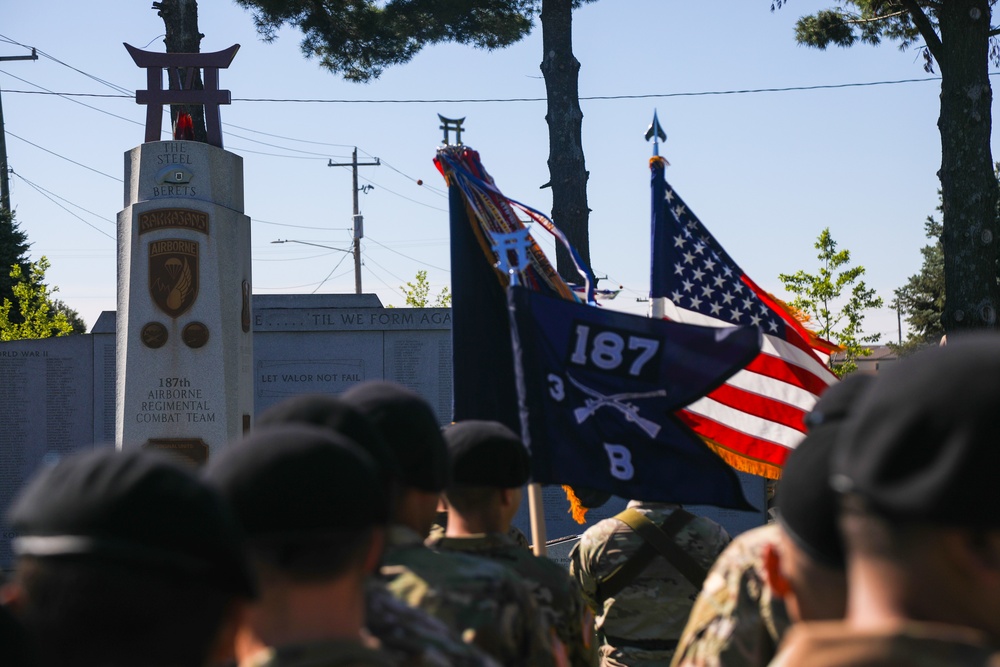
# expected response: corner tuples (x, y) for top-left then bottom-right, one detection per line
(0, 207), (31, 314)
(894, 219), (944, 355)
(778, 1), (999, 333)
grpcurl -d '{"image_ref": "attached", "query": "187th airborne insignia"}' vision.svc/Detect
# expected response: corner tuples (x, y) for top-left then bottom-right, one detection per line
(149, 238), (199, 317)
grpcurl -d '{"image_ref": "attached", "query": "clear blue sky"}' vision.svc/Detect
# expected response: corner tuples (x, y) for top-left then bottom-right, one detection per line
(3, 1), (990, 343)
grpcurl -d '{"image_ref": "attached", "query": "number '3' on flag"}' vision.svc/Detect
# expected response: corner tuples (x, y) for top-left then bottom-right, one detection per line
(511, 286), (761, 510)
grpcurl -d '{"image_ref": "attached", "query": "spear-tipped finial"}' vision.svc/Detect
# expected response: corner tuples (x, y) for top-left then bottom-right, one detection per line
(645, 110), (667, 156)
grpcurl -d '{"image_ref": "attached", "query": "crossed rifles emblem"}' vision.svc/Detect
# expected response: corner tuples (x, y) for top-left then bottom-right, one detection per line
(565, 374), (667, 439)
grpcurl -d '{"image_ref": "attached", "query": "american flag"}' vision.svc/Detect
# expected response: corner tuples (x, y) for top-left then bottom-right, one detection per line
(649, 157), (838, 478)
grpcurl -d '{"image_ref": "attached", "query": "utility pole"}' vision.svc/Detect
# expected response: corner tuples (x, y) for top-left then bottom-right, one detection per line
(0, 48), (38, 212)
(328, 148), (379, 294)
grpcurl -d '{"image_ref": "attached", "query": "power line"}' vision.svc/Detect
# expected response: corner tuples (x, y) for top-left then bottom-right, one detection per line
(253, 219), (352, 231)
(0, 72), (353, 158)
(4, 73), (997, 105)
(0, 34), (132, 95)
(224, 122), (357, 148)
(366, 235), (450, 273)
(356, 174), (448, 211)
(361, 261), (405, 299)
(357, 147), (448, 197)
(312, 250), (351, 294)
(6, 130), (122, 181)
(13, 171), (115, 240)
(253, 251), (335, 262)
(0, 69), (143, 127)
(9, 169), (115, 225)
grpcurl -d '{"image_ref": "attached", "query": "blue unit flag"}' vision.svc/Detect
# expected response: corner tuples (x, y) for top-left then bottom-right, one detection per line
(510, 286), (762, 510)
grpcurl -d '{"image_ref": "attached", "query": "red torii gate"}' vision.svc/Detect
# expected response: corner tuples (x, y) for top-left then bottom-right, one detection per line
(125, 43), (240, 149)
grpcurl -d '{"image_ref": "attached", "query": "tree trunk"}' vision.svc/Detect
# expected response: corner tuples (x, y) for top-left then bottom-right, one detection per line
(539, 0), (592, 284)
(154, 0), (208, 143)
(937, 0), (999, 332)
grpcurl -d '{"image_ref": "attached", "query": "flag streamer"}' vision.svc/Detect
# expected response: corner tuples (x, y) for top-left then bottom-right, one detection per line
(435, 146), (595, 303)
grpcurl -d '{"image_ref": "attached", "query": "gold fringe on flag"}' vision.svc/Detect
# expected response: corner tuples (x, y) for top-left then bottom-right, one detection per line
(562, 485), (590, 524)
(702, 437), (783, 480)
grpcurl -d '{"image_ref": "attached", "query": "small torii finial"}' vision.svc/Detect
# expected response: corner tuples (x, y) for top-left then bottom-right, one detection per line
(439, 115), (466, 146)
(645, 110), (667, 157)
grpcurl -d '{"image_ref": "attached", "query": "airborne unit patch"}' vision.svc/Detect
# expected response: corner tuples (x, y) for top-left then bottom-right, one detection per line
(149, 239), (199, 318)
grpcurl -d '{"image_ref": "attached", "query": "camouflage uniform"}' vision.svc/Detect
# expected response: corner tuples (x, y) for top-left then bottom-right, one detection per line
(569, 501), (731, 667)
(427, 531), (597, 667)
(671, 524), (790, 667)
(429, 511), (532, 551)
(367, 581), (502, 667)
(239, 637), (396, 667)
(381, 524), (557, 667)
(768, 621), (1000, 667)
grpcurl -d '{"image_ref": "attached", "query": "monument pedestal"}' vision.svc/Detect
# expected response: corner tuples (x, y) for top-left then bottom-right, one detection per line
(116, 140), (252, 461)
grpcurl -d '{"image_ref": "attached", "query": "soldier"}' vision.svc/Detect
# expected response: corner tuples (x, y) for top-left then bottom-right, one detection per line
(671, 374), (872, 667)
(342, 381), (557, 667)
(204, 423), (396, 667)
(257, 393), (500, 667)
(773, 334), (1000, 666)
(429, 502), (533, 552)
(428, 419), (595, 667)
(569, 490), (730, 665)
(2, 448), (255, 667)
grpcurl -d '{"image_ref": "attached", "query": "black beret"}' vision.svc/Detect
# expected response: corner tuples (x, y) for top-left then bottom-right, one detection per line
(6, 448), (254, 598)
(256, 394), (401, 489)
(340, 381), (449, 492)
(443, 420), (531, 488)
(776, 373), (874, 569)
(832, 334), (1000, 526)
(204, 423), (388, 540)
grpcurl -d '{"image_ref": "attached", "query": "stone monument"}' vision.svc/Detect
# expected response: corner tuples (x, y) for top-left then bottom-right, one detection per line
(116, 44), (251, 463)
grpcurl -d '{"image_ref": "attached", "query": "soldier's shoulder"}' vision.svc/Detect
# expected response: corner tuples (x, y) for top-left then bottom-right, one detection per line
(711, 524), (778, 573)
(367, 583), (500, 667)
(673, 512), (731, 566)
(382, 543), (535, 608)
(576, 514), (634, 554)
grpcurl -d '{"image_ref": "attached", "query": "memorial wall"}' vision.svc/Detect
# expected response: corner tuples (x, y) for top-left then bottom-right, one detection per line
(0, 295), (452, 567)
(0, 294), (765, 567)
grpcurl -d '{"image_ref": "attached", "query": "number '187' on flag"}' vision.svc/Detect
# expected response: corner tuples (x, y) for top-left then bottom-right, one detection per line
(510, 285), (761, 510)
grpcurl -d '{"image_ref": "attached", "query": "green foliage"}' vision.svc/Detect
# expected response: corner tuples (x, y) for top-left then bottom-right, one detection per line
(781, 3), (1000, 333)
(893, 163), (1000, 353)
(779, 228), (883, 376)
(0, 257), (74, 341)
(400, 270), (451, 308)
(233, 0), (539, 82)
(50, 299), (88, 335)
(792, 3), (928, 59)
(0, 208), (31, 316)
(783, 2), (965, 72)
(893, 217), (944, 355)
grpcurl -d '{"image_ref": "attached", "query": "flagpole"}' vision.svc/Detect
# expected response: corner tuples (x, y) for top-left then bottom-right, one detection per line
(509, 285), (548, 555)
(491, 229), (549, 556)
(527, 483), (546, 556)
(647, 110), (668, 321)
